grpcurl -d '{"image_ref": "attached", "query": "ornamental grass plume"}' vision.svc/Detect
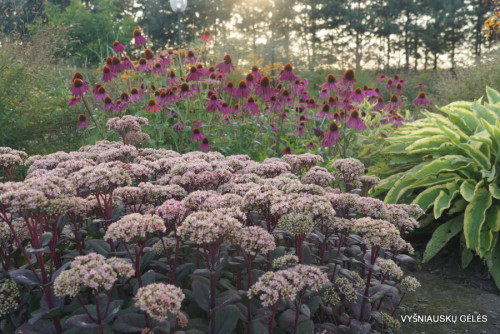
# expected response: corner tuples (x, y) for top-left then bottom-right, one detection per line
(135, 283), (185, 321)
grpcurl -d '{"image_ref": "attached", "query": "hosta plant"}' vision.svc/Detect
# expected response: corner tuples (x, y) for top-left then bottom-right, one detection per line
(372, 87), (500, 287)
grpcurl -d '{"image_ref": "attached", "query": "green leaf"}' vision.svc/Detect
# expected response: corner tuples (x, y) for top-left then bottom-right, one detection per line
(464, 188), (492, 250)
(457, 143), (491, 170)
(411, 155), (471, 179)
(486, 236), (500, 289)
(461, 248), (474, 269)
(484, 205), (500, 233)
(423, 215), (463, 262)
(413, 184), (448, 212)
(86, 239), (110, 256)
(406, 136), (449, 153)
(433, 182), (460, 219)
(490, 183), (500, 200)
(473, 101), (497, 125)
(460, 180), (477, 202)
(214, 305), (240, 334)
(486, 86), (500, 105)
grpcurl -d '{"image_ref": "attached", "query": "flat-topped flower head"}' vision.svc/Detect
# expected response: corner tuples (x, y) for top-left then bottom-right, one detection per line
(105, 213), (166, 243)
(273, 255), (299, 269)
(54, 253), (133, 297)
(177, 211), (243, 245)
(232, 226), (276, 254)
(278, 212), (314, 235)
(400, 276), (420, 292)
(135, 283), (185, 321)
(378, 258), (403, 279)
(352, 217), (413, 252)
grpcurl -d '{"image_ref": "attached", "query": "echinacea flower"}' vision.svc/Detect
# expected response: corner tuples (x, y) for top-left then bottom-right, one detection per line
(386, 79), (395, 90)
(92, 83), (102, 95)
(133, 28), (147, 48)
(281, 89), (294, 106)
(220, 102), (231, 115)
(129, 87), (142, 102)
(186, 66), (202, 82)
(306, 141), (315, 149)
(322, 122), (341, 147)
(255, 76), (273, 101)
(282, 147), (292, 154)
(77, 114), (90, 130)
(122, 56), (134, 70)
(153, 62), (166, 74)
(120, 92), (130, 105)
(339, 69), (357, 91)
(279, 63), (298, 81)
(206, 94), (221, 112)
(179, 83), (194, 99)
(377, 74), (387, 82)
(319, 89), (329, 99)
(71, 78), (89, 97)
(68, 96), (81, 106)
(200, 29), (213, 42)
(373, 97), (386, 111)
(306, 98), (320, 109)
(245, 73), (256, 87)
(244, 97), (259, 115)
(222, 81), (235, 95)
(386, 94), (405, 111)
(316, 104), (333, 120)
(172, 120), (185, 131)
(110, 56), (122, 73)
(234, 80), (251, 98)
(327, 96), (338, 109)
(196, 63), (210, 77)
(159, 54), (171, 67)
(200, 137), (210, 151)
(102, 65), (116, 82)
(412, 91), (430, 107)
(384, 113), (404, 126)
(347, 109), (366, 130)
(184, 50), (198, 64)
(136, 58), (151, 72)
(251, 65), (263, 81)
(349, 87), (366, 103)
(112, 41), (125, 54)
(166, 70), (180, 86)
(146, 98), (161, 112)
(103, 96), (114, 110)
(216, 54), (235, 74)
(191, 127), (204, 141)
(413, 82), (427, 89)
(95, 86), (107, 102)
(394, 83), (405, 95)
(321, 74), (338, 93)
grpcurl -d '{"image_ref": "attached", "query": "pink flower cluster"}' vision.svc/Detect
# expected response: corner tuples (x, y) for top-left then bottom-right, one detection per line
(104, 213), (166, 243)
(54, 253), (134, 297)
(135, 283), (185, 321)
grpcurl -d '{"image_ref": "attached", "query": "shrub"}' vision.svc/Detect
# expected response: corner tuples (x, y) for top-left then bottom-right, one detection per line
(0, 122), (421, 333)
(372, 87), (500, 287)
(0, 26), (85, 155)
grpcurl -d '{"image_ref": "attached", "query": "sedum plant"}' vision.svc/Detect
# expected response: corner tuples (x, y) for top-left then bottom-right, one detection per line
(373, 87), (500, 287)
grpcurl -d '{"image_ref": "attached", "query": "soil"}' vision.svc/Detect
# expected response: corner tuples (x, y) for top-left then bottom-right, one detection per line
(398, 237), (500, 334)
